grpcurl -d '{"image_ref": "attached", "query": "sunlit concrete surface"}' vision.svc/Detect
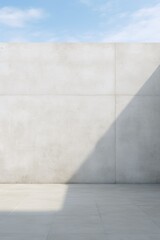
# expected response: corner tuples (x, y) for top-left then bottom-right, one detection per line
(0, 184), (160, 239)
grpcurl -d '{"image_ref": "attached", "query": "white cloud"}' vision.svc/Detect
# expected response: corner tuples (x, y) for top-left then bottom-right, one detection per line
(103, 3), (160, 42)
(0, 7), (44, 28)
(80, 0), (112, 16)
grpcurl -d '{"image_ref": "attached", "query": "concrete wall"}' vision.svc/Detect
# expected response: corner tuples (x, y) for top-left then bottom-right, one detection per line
(0, 43), (159, 183)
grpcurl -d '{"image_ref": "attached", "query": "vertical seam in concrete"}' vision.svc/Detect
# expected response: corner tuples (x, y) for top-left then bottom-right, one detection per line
(115, 43), (117, 184)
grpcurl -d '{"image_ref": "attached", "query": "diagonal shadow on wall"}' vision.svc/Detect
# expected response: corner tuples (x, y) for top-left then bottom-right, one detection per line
(68, 64), (160, 184)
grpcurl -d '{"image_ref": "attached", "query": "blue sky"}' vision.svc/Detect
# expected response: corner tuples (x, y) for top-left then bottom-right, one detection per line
(0, 0), (160, 42)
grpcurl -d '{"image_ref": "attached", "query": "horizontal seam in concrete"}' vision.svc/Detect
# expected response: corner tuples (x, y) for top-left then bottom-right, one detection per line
(115, 95), (160, 96)
(0, 94), (115, 96)
(0, 94), (159, 97)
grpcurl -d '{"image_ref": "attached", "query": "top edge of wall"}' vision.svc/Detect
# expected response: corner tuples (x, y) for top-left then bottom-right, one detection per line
(0, 42), (160, 44)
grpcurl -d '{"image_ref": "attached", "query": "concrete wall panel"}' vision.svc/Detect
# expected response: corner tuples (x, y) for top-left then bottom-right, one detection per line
(0, 43), (115, 95)
(116, 43), (160, 95)
(0, 96), (115, 183)
(116, 96), (160, 183)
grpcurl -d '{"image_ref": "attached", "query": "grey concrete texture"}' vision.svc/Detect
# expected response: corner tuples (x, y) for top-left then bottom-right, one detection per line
(0, 43), (160, 183)
(0, 43), (115, 95)
(0, 96), (115, 183)
(116, 43), (160, 95)
(116, 96), (160, 183)
(0, 184), (160, 239)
